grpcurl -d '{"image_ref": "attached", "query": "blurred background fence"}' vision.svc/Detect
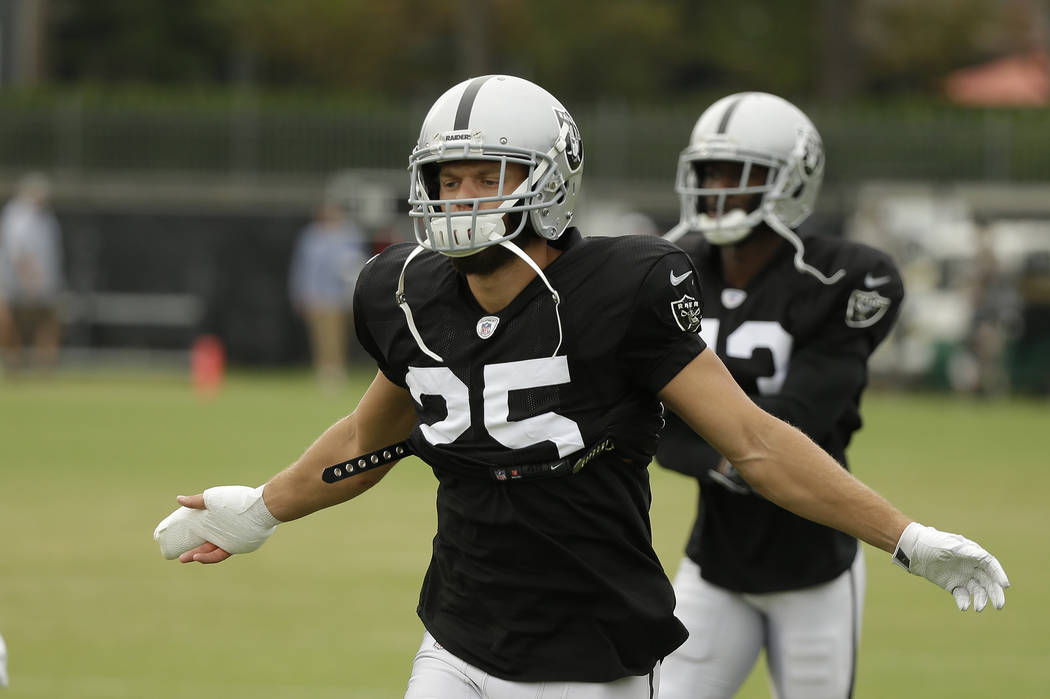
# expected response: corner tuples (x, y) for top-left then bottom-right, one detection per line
(4, 93), (1050, 182)
(0, 0), (1048, 395)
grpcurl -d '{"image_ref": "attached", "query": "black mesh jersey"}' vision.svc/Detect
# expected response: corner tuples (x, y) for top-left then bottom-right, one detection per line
(657, 234), (903, 594)
(353, 229), (706, 682)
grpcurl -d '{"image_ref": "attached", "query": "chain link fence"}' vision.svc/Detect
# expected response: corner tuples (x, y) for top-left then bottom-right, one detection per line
(2, 93), (1049, 184)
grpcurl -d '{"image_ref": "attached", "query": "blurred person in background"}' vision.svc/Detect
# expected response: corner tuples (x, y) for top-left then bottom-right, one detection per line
(0, 630), (7, 688)
(0, 271), (12, 369)
(0, 173), (65, 373)
(1013, 250), (1050, 394)
(289, 199), (370, 391)
(659, 93), (904, 699)
(950, 222), (1020, 397)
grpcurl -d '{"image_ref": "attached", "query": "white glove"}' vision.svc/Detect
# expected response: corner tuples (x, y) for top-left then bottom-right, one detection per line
(153, 485), (280, 560)
(892, 521), (1010, 611)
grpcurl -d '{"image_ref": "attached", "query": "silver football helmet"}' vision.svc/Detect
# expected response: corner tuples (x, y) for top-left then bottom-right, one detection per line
(408, 74), (584, 257)
(673, 92), (824, 246)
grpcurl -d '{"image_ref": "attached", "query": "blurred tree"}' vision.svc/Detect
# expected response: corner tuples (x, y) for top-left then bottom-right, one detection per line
(672, 0), (824, 98)
(855, 0), (1027, 93)
(205, 0), (458, 94)
(495, 0), (691, 101)
(1, 0), (47, 85)
(819, 0), (863, 99)
(47, 0), (233, 84)
(36, 0), (1050, 103)
(207, 0), (701, 103)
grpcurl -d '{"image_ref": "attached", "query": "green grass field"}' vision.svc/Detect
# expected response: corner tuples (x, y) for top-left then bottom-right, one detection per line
(1, 368), (1046, 698)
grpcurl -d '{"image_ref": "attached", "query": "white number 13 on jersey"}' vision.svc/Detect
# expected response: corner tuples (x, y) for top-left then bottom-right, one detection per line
(405, 357), (585, 457)
(700, 319), (793, 395)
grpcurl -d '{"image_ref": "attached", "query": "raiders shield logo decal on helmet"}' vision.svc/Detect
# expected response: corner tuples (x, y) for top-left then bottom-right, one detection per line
(553, 108), (583, 171)
(845, 289), (891, 328)
(671, 294), (702, 332)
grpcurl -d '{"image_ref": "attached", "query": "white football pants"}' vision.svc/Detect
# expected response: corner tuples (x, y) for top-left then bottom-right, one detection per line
(404, 631), (659, 698)
(660, 550), (864, 699)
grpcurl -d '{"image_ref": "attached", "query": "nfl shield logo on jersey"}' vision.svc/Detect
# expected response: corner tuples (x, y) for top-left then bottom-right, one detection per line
(477, 315), (500, 339)
(845, 289), (891, 328)
(671, 294), (702, 332)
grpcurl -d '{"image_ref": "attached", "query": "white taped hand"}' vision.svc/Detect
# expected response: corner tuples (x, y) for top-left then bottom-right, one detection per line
(153, 485), (280, 560)
(892, 521), (1010, 612)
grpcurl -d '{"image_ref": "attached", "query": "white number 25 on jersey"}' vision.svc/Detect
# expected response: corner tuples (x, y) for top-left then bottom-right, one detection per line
(405, 357), (585, 458)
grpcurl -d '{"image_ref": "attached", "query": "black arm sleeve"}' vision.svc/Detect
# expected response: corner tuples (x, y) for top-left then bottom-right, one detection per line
(619, 245), (707, 395)
(751, 337), (869, 443)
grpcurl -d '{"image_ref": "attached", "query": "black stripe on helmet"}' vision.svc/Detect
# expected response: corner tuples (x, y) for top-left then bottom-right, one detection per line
(454, 76), (494, 131)
(716, 95), (745, 134)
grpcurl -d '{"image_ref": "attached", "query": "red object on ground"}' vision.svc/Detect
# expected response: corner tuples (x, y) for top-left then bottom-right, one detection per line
(190, 334), (225, 398)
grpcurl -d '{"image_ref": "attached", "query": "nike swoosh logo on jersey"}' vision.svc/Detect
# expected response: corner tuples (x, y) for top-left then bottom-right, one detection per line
(670, 269), (693, 286)
(864, 273), (892, 287)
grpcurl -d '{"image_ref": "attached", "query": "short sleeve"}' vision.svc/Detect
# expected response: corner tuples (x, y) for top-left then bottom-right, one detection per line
(620, 246), (707, 394)
(805, 251), (904, 357)
(352, 251), (405, 386)
(754, 248), (904, 439)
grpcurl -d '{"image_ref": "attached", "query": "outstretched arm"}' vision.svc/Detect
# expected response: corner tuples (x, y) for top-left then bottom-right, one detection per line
(658, 349), (1009, 610)
(262, 369), (418, 521)
(155, 370), (418, 564)
(660, 349), (909, 550)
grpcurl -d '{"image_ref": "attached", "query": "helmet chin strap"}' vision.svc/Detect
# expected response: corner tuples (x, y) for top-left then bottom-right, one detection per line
(663, 221), (691, 244)
(393, 237), (566, 364)
(698, 209), (755, 245)
(429, 205), (511, 257)
(764, 212), (845, 285)
(396, 246), (444, 362)
(666, 207), (757, 246)
(497, 239), (564, 357)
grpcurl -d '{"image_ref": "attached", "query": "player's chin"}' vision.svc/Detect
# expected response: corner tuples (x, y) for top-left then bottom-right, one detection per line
(449, 245), (516, 275)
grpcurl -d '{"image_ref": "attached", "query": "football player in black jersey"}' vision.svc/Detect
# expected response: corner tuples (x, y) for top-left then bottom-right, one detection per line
(657, 92), (906, 699)
(154, 77), (1008, 699)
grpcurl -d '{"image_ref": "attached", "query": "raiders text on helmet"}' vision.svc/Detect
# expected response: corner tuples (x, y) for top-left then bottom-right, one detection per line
(675, 92), (824, 246)
(408, 75), (584, 257)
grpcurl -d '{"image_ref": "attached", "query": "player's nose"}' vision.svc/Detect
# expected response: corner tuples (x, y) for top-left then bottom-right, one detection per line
(702, 172), (733, 188)
(451, 180), (482, 210)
